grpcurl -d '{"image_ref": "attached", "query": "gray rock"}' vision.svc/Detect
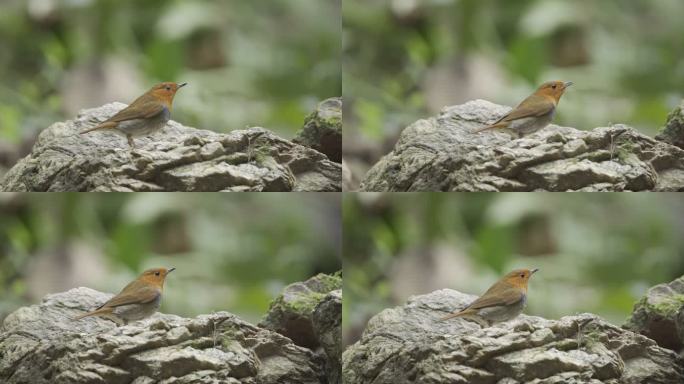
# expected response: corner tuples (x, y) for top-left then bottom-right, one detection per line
(360, 100), (684, 191)
(342, 289), (684, 384)
(259, 272), (342, 350)
(624, 274), (684, 352)
(313, 289), (342, 384)
(342, 160), (354, 191)
(293, 97), (342, 163)
(0, 102), (341, 192)
(656, 100), (684, 150)
(0, 287), (324, 384)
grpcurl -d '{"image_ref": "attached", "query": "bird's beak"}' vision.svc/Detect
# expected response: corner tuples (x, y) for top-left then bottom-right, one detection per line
(167, 267), (176, 273)
(530, 268), (539, 274)
(564, 81), (573, 88)
(177, 83), (188, 88)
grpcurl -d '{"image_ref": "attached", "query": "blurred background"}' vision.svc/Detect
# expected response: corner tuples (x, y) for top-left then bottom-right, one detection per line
(0, 0), (341, 178)
(343, 193), (684, 347)
(343, 0), (684, 188)
(0, 193), (341, 324)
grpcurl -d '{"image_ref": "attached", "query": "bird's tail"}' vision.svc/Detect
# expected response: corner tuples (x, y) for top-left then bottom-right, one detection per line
(72, 307), (110, 321)
(80, 121), (117, 135)
(438, 310), (469, 322)
(472, 122), (506, 134)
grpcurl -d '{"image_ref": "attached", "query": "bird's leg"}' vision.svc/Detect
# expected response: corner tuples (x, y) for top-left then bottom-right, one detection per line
(127, 135), (135, 149)
(469, 316), (490, 328)
(101, 313), (125, 326)
(456, 313), (488, 327)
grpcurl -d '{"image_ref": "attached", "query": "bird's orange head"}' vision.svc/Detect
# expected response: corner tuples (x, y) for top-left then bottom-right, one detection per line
(137, 267), (175, 289)
(502, 268), (538, 291)
(535, 81), (572, 102)
(147, 82), (187, 105)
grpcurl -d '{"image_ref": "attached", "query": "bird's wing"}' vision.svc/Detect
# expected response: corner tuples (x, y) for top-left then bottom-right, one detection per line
(462, 284), (523, 311)
(98, 285), (160, 309)
(106, 97), (166, 123)
(498, 94), (555, 123)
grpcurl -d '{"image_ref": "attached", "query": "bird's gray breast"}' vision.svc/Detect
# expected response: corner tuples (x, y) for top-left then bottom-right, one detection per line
(116, 106), (170, 137)
(477, 292), (527, 323)
(112, 293), (162, 321)
(160, 106), (171, 122)
(509, 113), (554, 134)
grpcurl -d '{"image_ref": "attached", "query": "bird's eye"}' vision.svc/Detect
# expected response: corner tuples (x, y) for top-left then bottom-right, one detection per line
(165, 86), (171, 91)
(520, 274), (525, 278)
(551, 84), (557, 89)
(155, 271), (160, 276)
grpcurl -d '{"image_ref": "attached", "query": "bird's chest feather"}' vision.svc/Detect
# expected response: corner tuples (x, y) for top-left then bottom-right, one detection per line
(509, 113), (554, 134)
(112, 294), (162, 321)
(116, 106), (170, 136)
(478, 292), (527, 323)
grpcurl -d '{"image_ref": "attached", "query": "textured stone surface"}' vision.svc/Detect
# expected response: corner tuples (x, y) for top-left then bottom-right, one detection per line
(656, 100), (684, 150)
(0, 287), (327, 384)
(624, 274), (684, 352)
(360, 100), (684, 191)
(313, 289), (342, 384)
(293, 97), (342, 163)
(0, 102), (341, 192)
(342, 289), (684, 384)
(260, 272), (342, 350)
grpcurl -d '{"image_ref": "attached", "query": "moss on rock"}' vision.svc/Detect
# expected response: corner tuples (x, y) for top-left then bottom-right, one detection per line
(259, 271), (342, 349)
(293, 97), (342, 163)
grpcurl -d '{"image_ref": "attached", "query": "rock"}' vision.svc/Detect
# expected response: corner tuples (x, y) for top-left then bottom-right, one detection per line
(656, 100), (684, 150)
(293, 97), (342, 163)
(0, 102), (341, 192)
(313, 289), (342, 384)
(342, 160), (354, 191)
(360, 100), (684, 191)
(624, 274), (684, 352)
(259, 272), (342, 350)
(0, 287), (326, 384)
(342, 289), (684, 384)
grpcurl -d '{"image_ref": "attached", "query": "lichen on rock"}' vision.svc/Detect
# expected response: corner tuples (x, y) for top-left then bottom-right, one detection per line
(259, 272), (342, 349)
(293, 97), (342, 163)
(656, 100), (684, 150)
(624, 274), (684, 352)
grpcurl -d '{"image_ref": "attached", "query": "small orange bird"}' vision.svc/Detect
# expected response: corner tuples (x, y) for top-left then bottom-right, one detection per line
(439, 268), (538, 326)
(80, 82), (187, 149)
(473, 81), (572, 137)
(74, 267), (175, 325)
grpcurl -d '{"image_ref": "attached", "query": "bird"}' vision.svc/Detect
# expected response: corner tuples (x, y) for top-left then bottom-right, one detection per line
(439, 268), (538, 326)
(80, 82), (187, 149)
(473, 81), (572, 137)
(73, 267), (175, 325)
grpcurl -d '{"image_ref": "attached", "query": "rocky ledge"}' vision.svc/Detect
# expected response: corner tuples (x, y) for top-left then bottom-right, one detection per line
(360, 100), (684, 191)
(342, 288), (684, 384)
(0, 272), (341, 384)
(0, 98), (341, 192)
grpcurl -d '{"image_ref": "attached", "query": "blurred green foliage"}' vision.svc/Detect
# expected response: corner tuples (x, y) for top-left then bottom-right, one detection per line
(0, 0), (340, 149)
(343, 0), (684, 165)
(343, 193), (684, 345)
(0, 193), (341, 323)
